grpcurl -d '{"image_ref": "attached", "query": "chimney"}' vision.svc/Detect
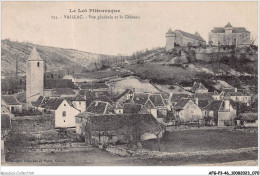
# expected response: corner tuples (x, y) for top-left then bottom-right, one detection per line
(234, 88), (237, 92)
(195, 98), (199, 105)
(224, 99), (230, 110)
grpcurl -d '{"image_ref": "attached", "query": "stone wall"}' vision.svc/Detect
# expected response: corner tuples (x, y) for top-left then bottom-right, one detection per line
(11, 114), (55, 133)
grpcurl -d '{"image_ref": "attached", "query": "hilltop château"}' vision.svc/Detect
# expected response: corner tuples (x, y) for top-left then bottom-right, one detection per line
(165, 28), (206, 51)
(208, 22), (251, 46)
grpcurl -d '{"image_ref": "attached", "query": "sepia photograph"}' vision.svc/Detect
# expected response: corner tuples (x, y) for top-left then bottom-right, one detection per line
(1, 1), (259, 175)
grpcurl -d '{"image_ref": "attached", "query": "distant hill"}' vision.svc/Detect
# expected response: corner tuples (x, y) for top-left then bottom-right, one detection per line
(1, 39), (120, 77)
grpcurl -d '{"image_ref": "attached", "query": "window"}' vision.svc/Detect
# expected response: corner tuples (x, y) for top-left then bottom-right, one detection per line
(64, 104), (66, 106)
(11, 107), (15, 113)
(62, 111), (66, 117)
(79, 102), (81, 105)
(37, 62), (40, 67)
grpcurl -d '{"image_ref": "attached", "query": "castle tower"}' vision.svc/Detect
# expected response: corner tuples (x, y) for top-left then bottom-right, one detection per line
(165, 28), (175, 52)
(224, 22), (233, 34)
(224, 22), (233, 45)
(26, 47), (44, 104)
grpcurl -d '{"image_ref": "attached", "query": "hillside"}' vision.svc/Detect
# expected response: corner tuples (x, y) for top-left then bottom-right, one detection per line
(125, 45), (258, 91)
(1, 39), (120, 76)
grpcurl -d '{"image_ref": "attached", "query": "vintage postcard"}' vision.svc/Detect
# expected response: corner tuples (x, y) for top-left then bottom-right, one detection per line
(1, 1), (259, 175)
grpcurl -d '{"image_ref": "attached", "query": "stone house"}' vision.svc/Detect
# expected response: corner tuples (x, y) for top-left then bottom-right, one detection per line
(225, 92), (251, 106)
(78, 89), (111, 107)
(131, 92), (168, 123)
(113, 89), (134, 104)
(75, 113), (163, 145)
(65, 94), (86, 113)
(204, 99), (236, 126)
(2, 95), (23, 114)
(173, 98), (204, 123)
(42, 97), (80, 128)
(208, 22), (251, 46)
(85, 100), (113, 114)
(191, 82), (208, 93)
(43, 79), (78, 97)
(170, 94), (190, 107)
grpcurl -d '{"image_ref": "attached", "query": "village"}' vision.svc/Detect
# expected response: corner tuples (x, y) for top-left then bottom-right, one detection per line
(1, 22), (258, 165)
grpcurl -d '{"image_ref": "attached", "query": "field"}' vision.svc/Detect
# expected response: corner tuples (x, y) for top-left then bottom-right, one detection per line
(142, 129), (258, 153)
(4, 129), (258, 166)
(4, 145), (257, 166)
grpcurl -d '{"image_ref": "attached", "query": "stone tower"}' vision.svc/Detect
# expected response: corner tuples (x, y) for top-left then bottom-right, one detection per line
(26, 47), (44, 104)
(165, 28), (175, 52)
(224, 22), (233, 45)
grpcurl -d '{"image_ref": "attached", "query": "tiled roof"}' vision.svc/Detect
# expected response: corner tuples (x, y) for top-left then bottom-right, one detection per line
(15, 92), (26, 103)
(132, 93), (149, 105)
(40, 97), (49, 108)
(28, 47), (43, 61)
(211, 23), (250, 33)
(43, 97), (65, 110)
(174, 98), (190, 110)
(64, 94), (86, 104)
(198, 99), (210, 108)
(233, 27), (250, 33)
(166, 28), (175, 34)
(160, 92), (169, 100)
(53, 88), (76, 96)
(193, 93), (214, 102)
(32, 96), (44, 107)
(226, 92), (244, 96)
(86, 101), (108, 114)
(77, 113), (162, 133)
(2, 95), (21, 105)
(211, 27), (225, 33)
(44, 79), (77, 89)
(145, 99), (156, 109)
(113, 89), (133, 102)
(174, 30), (205, 42)
(123, 103), (142, 114)
(149, 94), (165, 107)
(204, 100), (223, 112)
(74, 94), (85, 101)
(78, 90), (111, 107)
(224, 22), (233, 28)
(191, 82), (208, 92)
(95, 95), (114, 105)
(171, 94), (189, 103)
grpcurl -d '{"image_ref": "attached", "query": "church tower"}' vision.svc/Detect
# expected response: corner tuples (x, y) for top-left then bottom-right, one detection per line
(165, 28), (175, 52)
(26, 47), (44, 104)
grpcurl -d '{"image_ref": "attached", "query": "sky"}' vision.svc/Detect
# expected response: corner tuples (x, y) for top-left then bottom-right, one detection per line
(2, 1), (258, 55)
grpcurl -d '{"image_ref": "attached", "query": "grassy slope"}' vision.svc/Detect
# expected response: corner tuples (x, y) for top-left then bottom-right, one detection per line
(1, 40), (118, 75)
(126, 63), (197, 84)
